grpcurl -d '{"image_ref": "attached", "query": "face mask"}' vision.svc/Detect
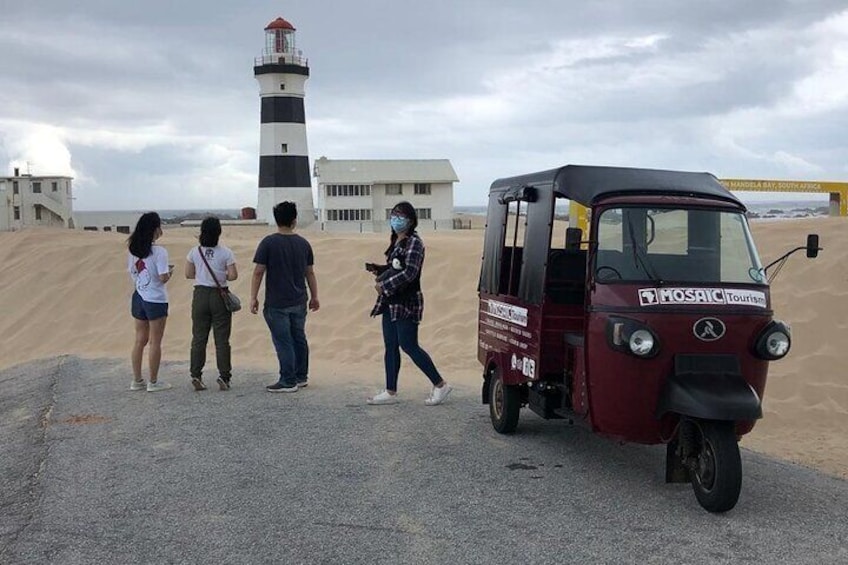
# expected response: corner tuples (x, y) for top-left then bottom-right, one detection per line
(390, 215), (410, 232)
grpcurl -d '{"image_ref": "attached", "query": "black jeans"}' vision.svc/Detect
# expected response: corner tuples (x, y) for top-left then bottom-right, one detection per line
(382, 312), (442, 391)
(190, 286), (232, 381)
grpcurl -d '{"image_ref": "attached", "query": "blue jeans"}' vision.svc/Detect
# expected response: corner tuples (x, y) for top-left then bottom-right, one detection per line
(264, 304), (309, 387)
(382, 312), (442, 391)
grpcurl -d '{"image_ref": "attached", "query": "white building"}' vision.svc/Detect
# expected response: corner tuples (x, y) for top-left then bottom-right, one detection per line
(0, 168), (73, 230)
(313, 157), (459, 231)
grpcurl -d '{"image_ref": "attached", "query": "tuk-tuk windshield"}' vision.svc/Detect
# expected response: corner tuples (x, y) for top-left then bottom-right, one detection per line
(595, 207), (765, 284)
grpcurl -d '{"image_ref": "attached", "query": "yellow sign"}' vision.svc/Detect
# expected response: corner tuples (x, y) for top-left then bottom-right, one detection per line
(566, 177), (847, 228)
(568, 200), (588, 236)
(719, 178), (848, 193)
(720, 178), (847, 216)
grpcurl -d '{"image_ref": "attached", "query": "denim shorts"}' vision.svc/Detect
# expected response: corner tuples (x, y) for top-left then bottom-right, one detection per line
(131, 291), (169, 321)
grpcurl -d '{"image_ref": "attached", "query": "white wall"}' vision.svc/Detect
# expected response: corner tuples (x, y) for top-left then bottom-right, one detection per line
(0, 182), (8, 231)
(317, 180), (456, 232)
(327, 182), (455, 222)
(257, 187), (315, 226)
(256, 73), (307, 97)
(259, 123), (309, 156)
(73, 211), (143, 232)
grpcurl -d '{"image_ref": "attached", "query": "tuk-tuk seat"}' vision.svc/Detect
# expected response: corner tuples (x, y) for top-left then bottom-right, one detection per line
(547, 249), (587, 304)
(564, 332), (584, 348)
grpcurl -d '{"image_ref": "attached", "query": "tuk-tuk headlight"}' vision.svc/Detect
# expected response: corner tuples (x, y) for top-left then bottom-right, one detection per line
(607, 317), (660, 358)
(629, 329), (656, 357)
(754, 320), (791, 360)
(766, 332), (790, 357)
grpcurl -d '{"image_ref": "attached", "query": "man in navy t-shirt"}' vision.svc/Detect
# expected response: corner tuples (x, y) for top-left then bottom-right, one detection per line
(250, 201), (320, 392)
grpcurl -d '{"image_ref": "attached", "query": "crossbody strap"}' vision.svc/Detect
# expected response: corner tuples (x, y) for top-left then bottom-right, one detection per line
(197, 246), (224, 290)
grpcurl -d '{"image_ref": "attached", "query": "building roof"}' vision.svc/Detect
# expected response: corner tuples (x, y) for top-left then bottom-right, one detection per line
(265, 17), (295, 31)
(0, 175), (73, 181)
(313, 158), (459, 184)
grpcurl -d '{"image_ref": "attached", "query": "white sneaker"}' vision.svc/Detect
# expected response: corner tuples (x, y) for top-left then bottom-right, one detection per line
(367, 390), (398, 405)
(425, 384), (452, 406)
(147, 381), (172, 392)
(129, 379), (146, 391)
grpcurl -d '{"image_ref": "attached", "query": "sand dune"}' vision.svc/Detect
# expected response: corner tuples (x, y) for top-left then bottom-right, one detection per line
(0, 217), (845, 477)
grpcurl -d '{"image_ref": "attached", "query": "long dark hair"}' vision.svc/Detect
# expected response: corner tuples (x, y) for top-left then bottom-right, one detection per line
(199, 216), (222, 247)
(384, 201), (418, 256)
(127, 212), (161, 258)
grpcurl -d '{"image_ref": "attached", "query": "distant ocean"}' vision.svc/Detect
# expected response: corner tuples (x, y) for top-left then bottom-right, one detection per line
(152, 198), (832, 223)
(455, 198), (831, 220)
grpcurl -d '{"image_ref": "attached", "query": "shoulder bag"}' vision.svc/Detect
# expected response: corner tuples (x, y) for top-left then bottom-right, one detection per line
(197, 246), (242, 313)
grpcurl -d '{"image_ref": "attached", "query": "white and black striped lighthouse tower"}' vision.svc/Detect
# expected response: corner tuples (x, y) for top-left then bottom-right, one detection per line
(254, 17), (314, 225)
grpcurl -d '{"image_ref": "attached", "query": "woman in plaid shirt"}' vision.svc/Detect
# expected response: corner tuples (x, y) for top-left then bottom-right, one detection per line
(366, 202), (452, 406)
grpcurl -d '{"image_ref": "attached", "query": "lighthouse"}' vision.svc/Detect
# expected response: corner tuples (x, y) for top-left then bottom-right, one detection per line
(254, 17), (314, 225)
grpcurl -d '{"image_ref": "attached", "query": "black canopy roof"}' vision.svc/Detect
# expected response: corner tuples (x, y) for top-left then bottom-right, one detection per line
(490, 165), (743, 208)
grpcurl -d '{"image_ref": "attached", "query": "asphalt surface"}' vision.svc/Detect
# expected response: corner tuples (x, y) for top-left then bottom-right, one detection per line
(1, 356), (846, 565)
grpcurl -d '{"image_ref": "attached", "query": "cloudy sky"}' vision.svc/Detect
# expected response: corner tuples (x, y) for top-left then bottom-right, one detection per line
(1, 0), (847, 210)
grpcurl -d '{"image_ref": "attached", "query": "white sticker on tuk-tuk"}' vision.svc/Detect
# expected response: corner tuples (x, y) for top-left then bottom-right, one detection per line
(638, 287), (767, 308)
(486, 300), (529, 327)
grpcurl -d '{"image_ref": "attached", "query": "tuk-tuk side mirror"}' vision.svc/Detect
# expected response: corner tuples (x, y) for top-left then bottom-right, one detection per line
(762, 233), (823, 283)
(806, 233), (821, 258)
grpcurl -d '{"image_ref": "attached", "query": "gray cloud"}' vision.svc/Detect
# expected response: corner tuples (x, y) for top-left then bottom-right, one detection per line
(1, 0), (846, 208)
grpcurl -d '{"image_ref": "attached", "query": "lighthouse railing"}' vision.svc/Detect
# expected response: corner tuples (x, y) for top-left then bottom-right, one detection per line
(254, 54), (309, 67)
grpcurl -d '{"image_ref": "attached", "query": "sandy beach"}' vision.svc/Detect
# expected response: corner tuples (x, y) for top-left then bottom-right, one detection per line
(0, 216), (845, 478)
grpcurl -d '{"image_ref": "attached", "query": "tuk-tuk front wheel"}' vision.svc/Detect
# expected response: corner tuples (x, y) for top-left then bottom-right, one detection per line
(489, 369), (520, 434)
(688, 420), (742, 513)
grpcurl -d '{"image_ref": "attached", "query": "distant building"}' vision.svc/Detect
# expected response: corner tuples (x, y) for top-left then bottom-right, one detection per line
(0, 168), (73, 230)
(313, 157), (459, 231)
(72, 211), (143, 233)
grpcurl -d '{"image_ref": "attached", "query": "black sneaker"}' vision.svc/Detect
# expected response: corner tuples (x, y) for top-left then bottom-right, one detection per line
(266, 382), (298, 393)
(191, 378), (207, 391)
(217, 377), (231, 391)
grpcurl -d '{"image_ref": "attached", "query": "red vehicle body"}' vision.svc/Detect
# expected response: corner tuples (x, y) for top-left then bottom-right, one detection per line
(477, 165), (819, 512)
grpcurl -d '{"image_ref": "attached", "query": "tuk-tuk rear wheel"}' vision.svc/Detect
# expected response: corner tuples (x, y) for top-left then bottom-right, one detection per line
(689, 420), (742, 513)
(489, 369), (520, 434)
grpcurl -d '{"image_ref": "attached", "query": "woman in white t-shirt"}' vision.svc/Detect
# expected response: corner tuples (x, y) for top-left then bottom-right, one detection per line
(185, 217), (238, 391)
(127, 212), (173, 392)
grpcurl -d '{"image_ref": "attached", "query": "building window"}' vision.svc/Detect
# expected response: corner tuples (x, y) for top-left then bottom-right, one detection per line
(414, 183), (432, 195)
(387, 208), (430, 220)
(35, 206), (42, 221)
(13, 206), (20, 220)
(281, 144), (288, 153)
(327, 209), (372, 221)
(33, 182), (41, 193)
(12, 181), (19, 194)
(325, 184), (372, 197)
(386, 183), (402, 195)
(52, 181), (58, 192)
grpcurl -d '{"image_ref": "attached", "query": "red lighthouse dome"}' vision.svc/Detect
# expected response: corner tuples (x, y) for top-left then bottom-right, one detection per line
(265, 17), (295, 31)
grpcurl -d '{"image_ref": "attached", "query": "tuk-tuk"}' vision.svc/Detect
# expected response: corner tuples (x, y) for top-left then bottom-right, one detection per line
(477, 165), (821, 513)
